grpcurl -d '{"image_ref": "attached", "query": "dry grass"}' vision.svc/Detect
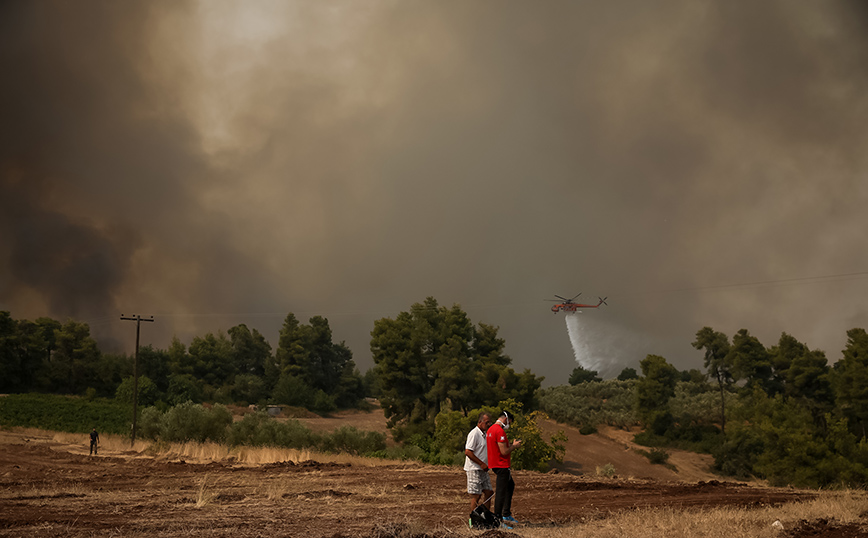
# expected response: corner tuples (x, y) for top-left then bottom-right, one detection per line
(521, 490), (868, 538)
(1, 481), (89, 500)
(8, 426), (416, 469)
(8, 426), (865, 538)
(51, 430), (151, 453)
(194, 474), (215, 508)
(143, 440), (407, 467)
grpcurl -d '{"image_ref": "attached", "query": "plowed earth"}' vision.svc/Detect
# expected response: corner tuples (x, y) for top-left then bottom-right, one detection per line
(0, 430), (821, 538)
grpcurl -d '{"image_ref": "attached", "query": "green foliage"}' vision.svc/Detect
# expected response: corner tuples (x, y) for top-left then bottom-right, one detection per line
(680, 369), (707, 383)
(318, 426), (387, 455)
(0, 393), (130, 434)
(137, 345), (171, 393)
(367, 444), (425, 461)
(727, 329), (773, 393)
(433, 409), (476, 454)
(510, 409), (567, 472)
(0, 315), (62, 392)
(115, 375), (160, 407)
(275, 314), (365, 410)
(617, 367), (638, 381)
(832, 328), (868, 439)
(568, 365), (601, 385)
(311, 389), (338, 414)
(138, 406), (164, 440)
(497, 399), (567, 472)
(225, 411), (319, 448)
(370, 297), (540, 439)
(609, 373), (727, 454)
(714, 388), (868, 488)
(596, 463), (616, 477)
(51, 320), (102, 394)
(188, 331), (235, 388)
(150, 401), (234, 443)
(693, 327), (733, 434)
(645, 382), (730, 453)
(538, 379), (638, 429)
(231, 374), (267, 405)
(362, 367), (382, 398)
(137, 405), (387, 456)
(417, 406), (497, 466)
(637, 447), (670, 465)
(0, 312), (395, 418)
(635, 355), (679, 435)
(270, 372), (337, 414)
(166, 373), (203, 405)
(669, 382), (729, 424)
(228, 324), (271, 379)
(408, 399), (565, 471)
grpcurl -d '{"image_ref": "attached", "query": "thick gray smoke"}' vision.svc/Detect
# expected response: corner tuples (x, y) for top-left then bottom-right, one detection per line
(2, 1), (868, 384)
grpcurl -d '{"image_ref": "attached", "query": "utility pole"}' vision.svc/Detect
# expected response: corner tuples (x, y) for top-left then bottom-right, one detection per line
(121, 314), (154, 447)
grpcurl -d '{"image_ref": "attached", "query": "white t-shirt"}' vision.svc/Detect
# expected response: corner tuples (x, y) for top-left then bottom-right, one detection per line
(463, 426), (488, 471)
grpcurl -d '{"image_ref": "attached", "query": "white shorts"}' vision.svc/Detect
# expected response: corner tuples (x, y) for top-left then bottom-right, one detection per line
(466, 469), (492, 495)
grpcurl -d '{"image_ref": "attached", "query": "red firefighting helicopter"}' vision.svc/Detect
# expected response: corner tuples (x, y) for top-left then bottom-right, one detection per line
(549, 293), (608, 313)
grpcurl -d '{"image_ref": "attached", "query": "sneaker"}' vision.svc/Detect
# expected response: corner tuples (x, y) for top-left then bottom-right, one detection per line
(500, 521), (513, 530)
(503, 516), (519, 524)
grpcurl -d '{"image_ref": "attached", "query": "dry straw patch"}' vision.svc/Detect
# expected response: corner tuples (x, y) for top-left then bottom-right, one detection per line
(51, 431), (150, 453)
(138, 441), (404, 467)
(1, 481), (88, 500)
(194, 473), (216, 508)
(521, 491), (868, 538)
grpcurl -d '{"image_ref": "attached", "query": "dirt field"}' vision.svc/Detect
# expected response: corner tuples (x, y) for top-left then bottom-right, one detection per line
(0, 410), (859, 537)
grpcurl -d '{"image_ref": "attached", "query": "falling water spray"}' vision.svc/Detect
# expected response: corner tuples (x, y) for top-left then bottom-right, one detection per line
(565, 312), (606, 374)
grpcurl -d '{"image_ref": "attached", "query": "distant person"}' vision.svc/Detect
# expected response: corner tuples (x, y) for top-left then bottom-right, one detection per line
(89, 428), (99, 456)
(464, 412), (493, 526)
(486, 411), (521, 528)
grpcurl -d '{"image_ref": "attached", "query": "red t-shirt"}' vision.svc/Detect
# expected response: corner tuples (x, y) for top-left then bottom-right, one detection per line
(486, 422), (511, 468)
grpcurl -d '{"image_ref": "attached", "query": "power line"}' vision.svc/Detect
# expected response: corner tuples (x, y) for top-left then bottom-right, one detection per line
(616, 271), (868, 301)
(120, 314), (154, 448)
(61, 270), (868, 330)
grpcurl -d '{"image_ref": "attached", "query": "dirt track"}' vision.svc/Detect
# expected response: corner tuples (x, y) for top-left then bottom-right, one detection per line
(0, 430), (821, 538)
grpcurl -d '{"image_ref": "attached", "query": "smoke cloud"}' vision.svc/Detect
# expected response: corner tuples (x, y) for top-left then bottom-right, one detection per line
(2, 1), (868, 384)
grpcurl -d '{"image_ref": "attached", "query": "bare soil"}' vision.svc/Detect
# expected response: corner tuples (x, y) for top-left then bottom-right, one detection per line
(0, 409), (826, 537)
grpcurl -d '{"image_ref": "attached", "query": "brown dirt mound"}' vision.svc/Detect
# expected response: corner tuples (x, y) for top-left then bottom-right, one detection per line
(786, 518), (868, 538)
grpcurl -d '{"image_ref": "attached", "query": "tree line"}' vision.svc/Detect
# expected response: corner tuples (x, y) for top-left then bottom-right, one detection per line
(0, 311), (366, 413)
(553, 326), (868, 488)
(0, 297), (541, 431)
(0, 299), (563, 471)
(8, 301), (868, 486)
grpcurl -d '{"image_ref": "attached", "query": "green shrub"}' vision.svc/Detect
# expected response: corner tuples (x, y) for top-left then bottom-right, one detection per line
(640, 447), (670, 464)
(368, 444), (424, 461)
(596, 463), (616, 477)
(499, 399), (567, 472)
(0, 393), (130, 434)
(318, 426), (386, 455)
(159, 401), (232, 443)
(311, 390), (337, 414)
(538, 380), (638, 429)
(138, 406), (164, 440)
(115, 376), (160, 407)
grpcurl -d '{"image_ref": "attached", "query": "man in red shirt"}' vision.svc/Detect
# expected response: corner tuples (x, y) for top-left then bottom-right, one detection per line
(486, 411), (522, 527)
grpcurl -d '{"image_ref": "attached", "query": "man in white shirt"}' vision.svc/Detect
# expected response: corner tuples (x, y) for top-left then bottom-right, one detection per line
(464, 412), (493, 514)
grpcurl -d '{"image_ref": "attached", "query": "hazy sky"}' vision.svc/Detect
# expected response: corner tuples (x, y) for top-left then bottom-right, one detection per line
(2, 1), (867, 384)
